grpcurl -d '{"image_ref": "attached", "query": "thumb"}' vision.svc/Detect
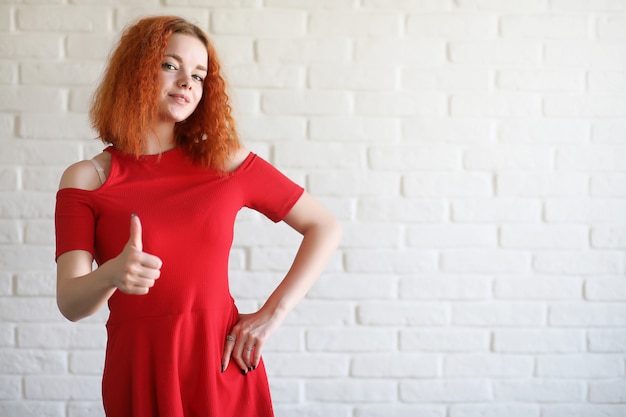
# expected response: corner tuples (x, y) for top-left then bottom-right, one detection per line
(129, 213), (142, 251)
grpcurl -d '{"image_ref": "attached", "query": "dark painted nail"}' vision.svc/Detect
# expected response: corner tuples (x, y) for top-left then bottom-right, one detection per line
(221, 365), (225, 373)
(241, 369), (247, 375)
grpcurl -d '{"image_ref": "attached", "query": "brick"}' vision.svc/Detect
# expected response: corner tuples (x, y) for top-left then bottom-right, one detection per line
(0, 297), (63, 322)
(263, 326), (303, 353)
(371, 145), (460, 171)
(275, 404), (352, 417)
(400, 275), (493, 300)
(268, 379), (300, 403)
(493, 380), (583, 402)
(69, 351), (105, 374)
(357, 302), (449, 326)
(0, 402), (65, 417)
(496, 70), (584, 92)
(351, 353), (438, 378)
(266, 0), (354, 7)
(496, 173), (588, 198)
(345, 249), (438, 274)
(452, 199), (542, 223)
(309, 64), (396, 90)
(0, 375), (20, 400)
(341, 223), (401, 248)
(546, 96), (626, 117)
(307, 273), (396, 300)
(598, 15), (626, 39)
(265, 353), (348, 378)
(17, 323), (105, 349)
(212, 10), (306, 35)
(67, 402), (105, 417)
(545, 41), (626, 69)
(449, 41), (541, 66)
(355, 404), (445, 417)
(444, 354), (534, 377)
(464, 145), (553, 170)
(450, 404), (539, 417)
(237, 115), (306, 141)
(66, 33), (116, 60)
(593, 120), (626, 144)
(452, 302), (544, 326)
(585, 277), (626, 300)
(407, 14), (496, 38)
(0, 34), (62, 58)
(0, 61), (17, 85)
(0, 142), (81, 165)
(400, 328), (490, 352)
(115, 9), (209, 32)
(500, 225), (588, 249)
(309, 171), (401, 197)
(0, 323), (15, 347)
(497, 120), (589, 144)
(542, 405), (626, 417)
(15, 271), (55, 296)
(551, 0), (626, 11)
(227, 63), (304, 89)
(0, 245), (55, 270)
(400, 380), (491, 402)
(24, 220), (54, 244)
(356, 92), (446, 117)
(256, 38), (351, 64)
(356, 197), (446, 223)
(455, 0), (547, 10)
(0, 192), (55, 219)
(588, 71), (626, 93)
(274, 142), (363, 169)
(592, 225), (626, 248)
(164, 0), (258, 5)
(230, 271), (284, 298)
(262, 91), (351, 115)
(0, 115), (15, 139)
(536, 354), (624, 378)
(283, 300), (354, 326)
(362, 0), (453, 10)
(355, 39), (445, 65)
(25, 375), (101, 400)
(68, 87), (93, 114)
(0, 220), (20, 244)
(0, 349), (66, 374)
(306, 379), (397, 402)
(494, 276), (582, 300)
(306, 328), (395, 352)
(233, 220), (301, 247)
(589, 380), (626, 403)
(0, 87), (64, 112)
(404, 119), (493, 144)
(17, 6), (110, 31)
(309, 11), (401, 37)
(588, 329), (626, 352)
(451, 94), (541, 118)
(402, 67), (489, 91)
(534, 251), (623, 275)
(404, 173), (493, 198)
(549, 303), (626, 326)
(493, 329), (585, 353)
(544, 199), (626, 223)
(557, 145), (626, 171)
(501, 15), (588, 39)
(23, 167), (67, 192)
(21, 61), (103, 86)
(407, 224), (497, 248)
(310, 116), (400, 142)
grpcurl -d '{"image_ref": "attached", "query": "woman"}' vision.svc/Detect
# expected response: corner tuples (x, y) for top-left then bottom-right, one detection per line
(55, 16), (341, 417)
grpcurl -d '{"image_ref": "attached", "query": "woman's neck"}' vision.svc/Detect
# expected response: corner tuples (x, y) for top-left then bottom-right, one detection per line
(143, 123), (176, 155)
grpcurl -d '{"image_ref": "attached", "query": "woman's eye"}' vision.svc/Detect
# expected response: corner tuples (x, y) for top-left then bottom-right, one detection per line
(192, 74), (204, 82)
(161, 63), (176, 70)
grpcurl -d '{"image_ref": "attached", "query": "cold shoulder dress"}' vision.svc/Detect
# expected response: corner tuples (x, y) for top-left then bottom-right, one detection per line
(55, 146), (304, 417)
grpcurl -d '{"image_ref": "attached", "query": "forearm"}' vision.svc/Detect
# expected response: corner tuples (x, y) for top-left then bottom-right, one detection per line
(56, 252), (116, 322)
(261, 217), (342, 320)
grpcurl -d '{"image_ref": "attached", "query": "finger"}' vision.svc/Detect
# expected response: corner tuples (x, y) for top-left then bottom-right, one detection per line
(231, 338), (249, 374)
(140, 253), (163, 270)
(129, 213), (142, 251)
(251, 341), (263, 369)
(243, 344), (256, 370)
(221, 335), (236, 372)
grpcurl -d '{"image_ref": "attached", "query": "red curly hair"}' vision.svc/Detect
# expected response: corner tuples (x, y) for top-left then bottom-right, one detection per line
(89, 16), (240, 172)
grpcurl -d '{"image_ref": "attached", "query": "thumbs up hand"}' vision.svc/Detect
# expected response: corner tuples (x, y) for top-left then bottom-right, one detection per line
(110, 213), (163, 295)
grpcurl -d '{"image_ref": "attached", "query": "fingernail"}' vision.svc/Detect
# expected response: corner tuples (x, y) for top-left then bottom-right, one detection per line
(131, 212), (137, 217)
(221, 365), (225, 373)
(248, 367), (252, 372)
(252, 366), (256, 371)
(241, 369), (247, 375)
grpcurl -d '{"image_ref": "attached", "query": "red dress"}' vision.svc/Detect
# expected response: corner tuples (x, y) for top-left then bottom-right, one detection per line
(55, 146), (304, 417)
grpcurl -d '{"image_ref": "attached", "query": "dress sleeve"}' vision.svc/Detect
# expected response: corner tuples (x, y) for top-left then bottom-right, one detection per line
(236, 154), (305, 223)
(55, 188), (96, 260)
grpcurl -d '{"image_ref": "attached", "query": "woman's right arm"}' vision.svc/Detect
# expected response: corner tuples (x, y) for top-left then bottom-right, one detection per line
(56, 161), (162, 322)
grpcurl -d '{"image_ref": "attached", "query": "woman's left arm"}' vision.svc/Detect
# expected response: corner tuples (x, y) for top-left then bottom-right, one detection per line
(222, 191), (342, 374)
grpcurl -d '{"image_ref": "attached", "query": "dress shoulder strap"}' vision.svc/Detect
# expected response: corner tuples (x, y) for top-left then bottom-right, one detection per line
(89, 158), (107, 185)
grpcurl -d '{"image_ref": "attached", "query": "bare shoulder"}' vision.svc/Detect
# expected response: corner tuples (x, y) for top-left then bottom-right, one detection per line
(225, 146), (252, 173)
(59, 152), (111, 191)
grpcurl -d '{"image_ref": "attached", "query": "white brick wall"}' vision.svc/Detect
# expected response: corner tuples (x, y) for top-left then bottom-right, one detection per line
(1, 1), (625, 416)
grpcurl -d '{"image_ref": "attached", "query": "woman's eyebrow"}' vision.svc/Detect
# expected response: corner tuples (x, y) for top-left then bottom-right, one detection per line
(164, 53), (207, 72)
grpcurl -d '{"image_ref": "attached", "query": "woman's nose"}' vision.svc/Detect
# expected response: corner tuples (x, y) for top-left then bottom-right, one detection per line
(178, 74), (191, 88)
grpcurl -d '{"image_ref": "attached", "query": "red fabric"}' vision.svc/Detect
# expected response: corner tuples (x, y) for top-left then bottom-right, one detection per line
(55, 146), (304, 417)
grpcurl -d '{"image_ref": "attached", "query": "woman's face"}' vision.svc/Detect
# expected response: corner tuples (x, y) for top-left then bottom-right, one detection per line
(157, 33), (208, 124)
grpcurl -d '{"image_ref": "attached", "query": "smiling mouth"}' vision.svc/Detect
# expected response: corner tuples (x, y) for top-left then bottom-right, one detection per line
(169, 94), (190, 104)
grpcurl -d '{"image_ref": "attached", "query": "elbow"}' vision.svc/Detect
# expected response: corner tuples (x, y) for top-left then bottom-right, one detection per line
(56, 296), (83, 323)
